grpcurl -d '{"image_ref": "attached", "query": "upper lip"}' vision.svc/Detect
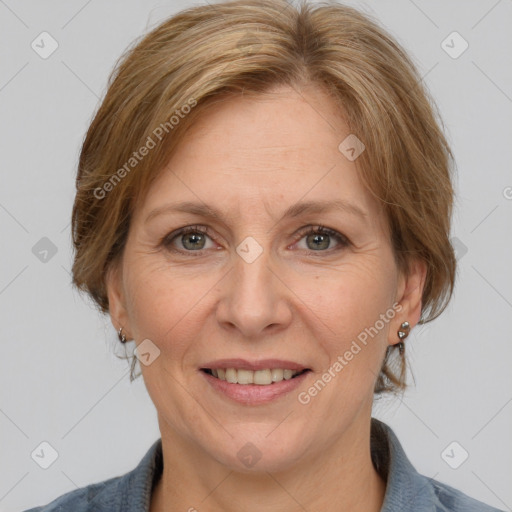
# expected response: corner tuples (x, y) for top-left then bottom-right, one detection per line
(200, 358), (309, 371)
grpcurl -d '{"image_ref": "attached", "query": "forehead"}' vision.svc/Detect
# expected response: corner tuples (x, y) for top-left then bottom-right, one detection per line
(182, 84), (348, 166)
(136, 84), (383, 225)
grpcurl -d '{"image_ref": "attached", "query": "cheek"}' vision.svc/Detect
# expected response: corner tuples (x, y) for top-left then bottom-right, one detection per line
(122, 257), (220, 355)
(296, 258), (396, 380)
(123, 259), (181, 338)
(301, 259), (396, 332)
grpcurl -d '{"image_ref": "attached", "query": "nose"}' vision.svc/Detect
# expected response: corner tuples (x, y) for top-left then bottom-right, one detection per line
(215, 246), (293, 339)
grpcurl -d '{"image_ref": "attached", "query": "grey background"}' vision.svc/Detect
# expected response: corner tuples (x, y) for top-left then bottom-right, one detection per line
(1, 0), (511, 510)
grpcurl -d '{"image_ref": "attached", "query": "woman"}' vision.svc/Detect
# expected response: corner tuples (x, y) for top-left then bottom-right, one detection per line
(25, 0), (504, 510)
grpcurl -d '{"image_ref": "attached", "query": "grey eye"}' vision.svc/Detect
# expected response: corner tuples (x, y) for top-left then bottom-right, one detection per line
(181, 232), (207, 250)
(305, 232), (331, 251)
(164, 227), (215, 252)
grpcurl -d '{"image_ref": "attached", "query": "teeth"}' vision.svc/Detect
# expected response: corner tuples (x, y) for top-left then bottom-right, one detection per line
(209, 368), (302, 385)
(271, 369), (284, 382)
(237, 369), (253, 384)
(254, 369), (272, 385)
(225, 368), (237, 383)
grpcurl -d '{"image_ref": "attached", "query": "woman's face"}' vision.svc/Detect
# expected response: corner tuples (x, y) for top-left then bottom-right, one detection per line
(108, 84), (424, 472)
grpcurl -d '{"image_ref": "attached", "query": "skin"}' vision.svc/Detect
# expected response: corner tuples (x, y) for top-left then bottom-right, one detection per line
(107, 83), (426, 512)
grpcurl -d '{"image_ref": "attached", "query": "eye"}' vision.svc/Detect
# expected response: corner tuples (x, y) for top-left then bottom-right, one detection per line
(162, 225), (216, 252)
(294, 225), (349, 252)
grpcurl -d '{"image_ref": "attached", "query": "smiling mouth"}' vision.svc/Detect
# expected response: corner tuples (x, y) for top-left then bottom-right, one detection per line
(201, 368), (310, 385)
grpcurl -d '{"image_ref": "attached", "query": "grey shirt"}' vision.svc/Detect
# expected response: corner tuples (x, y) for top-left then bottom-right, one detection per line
(25, 418), (504, 511)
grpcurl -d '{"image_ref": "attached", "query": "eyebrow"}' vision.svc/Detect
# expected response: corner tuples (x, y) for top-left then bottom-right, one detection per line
(145, 199), (368, 225)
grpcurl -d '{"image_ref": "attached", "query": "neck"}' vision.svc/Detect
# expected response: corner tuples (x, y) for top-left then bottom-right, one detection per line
(150, 416), (386, 512)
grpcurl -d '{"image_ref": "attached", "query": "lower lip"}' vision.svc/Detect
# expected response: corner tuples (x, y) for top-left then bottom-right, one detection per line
(201, 370), (310, 404)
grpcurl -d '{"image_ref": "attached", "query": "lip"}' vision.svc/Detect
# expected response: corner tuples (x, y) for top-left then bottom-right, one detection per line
(200, 358), (309, 372)
(201, 368), (311, 404)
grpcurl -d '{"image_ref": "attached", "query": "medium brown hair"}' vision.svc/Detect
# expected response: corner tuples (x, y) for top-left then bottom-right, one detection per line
(71, 0), (456, 393)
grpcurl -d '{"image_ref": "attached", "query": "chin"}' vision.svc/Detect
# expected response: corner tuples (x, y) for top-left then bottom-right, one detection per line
(209, 431), (309, 474)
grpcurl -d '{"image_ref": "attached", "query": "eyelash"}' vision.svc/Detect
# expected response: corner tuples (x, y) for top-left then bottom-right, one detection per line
(161, 224), (349, 256)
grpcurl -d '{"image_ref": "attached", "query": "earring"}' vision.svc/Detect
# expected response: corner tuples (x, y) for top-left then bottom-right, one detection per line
(397, 321), (410, 355)
(118, 327), (127, 343)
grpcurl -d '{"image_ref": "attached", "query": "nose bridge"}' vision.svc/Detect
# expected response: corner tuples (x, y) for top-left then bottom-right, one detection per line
(217, 239), (291, 337)
(235, 244), (272, 297)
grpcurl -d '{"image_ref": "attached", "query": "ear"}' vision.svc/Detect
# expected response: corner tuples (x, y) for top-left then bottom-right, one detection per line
(390, 258), (427, 346)
(105, 263), (132, 340)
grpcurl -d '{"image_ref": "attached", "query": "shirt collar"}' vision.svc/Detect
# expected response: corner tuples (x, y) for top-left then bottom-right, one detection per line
(371, 417), (439, 511)
(117, 436), (163, 511)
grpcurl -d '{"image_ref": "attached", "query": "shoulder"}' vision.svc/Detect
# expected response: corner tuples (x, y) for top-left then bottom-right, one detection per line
(22, 439), (163, 512)
(371, 418), (505, 512)
(22, 474), (124, 511)
(430, 478), (505, 512)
